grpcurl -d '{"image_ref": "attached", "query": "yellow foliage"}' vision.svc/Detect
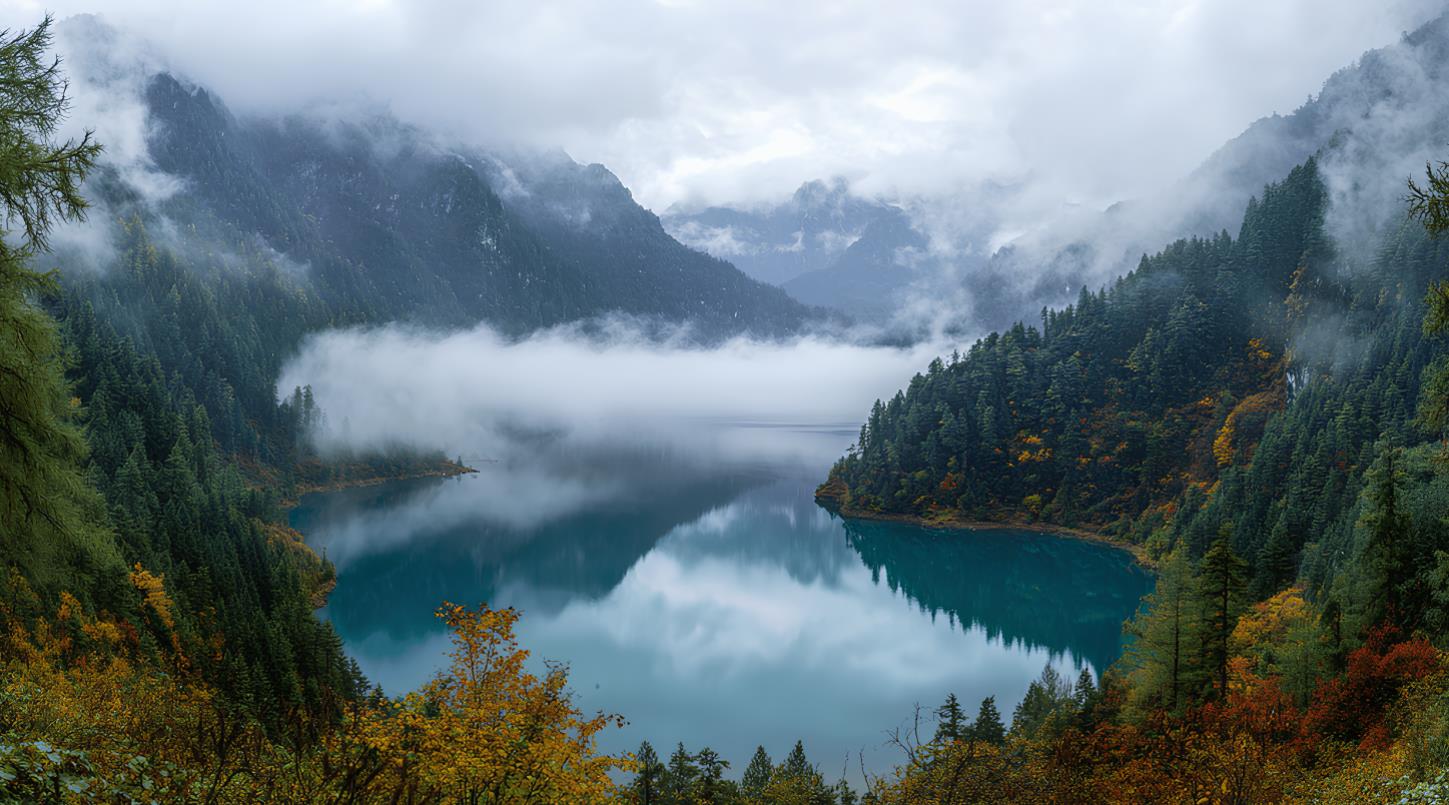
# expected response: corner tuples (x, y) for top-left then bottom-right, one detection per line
(128, 563), (174, 632)
(1212, 419), (1236, 468)
(354, 602), (628, 802)
(1247, 337), (1273, 362)
(0, 593), (628, 802)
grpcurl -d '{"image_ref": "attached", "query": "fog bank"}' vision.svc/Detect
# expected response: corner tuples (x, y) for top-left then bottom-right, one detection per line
(279, 322), (952, 462)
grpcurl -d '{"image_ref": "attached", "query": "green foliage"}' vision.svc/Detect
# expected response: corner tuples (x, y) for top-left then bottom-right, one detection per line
(0, 15), (123, 607)
(632, 740), (667, 804)
(971, 696), (1006, 746)
(1198, 535), (1249, 698)
(1122, 549), (1200, 715)
(1409, 159), (1449, 238)
(741, 745), (772, 801)
(932, 692), (966, 743)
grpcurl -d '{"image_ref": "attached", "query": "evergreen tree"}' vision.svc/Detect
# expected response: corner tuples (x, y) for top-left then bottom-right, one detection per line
(663, 742), (699, 804)
(1122, 549), (1198, 715)
(933, 692), (966, 743)
(1359, 446), (1413, 626)
(1071, 668), (1098, 725)
(631, 740), (666, 805)
(741, 745), (772, 801)
(691, 747), (732, 804)
(1198, 534), (1249, 699)
(0, 15), (121, 603)
(1010, 665), (1073, 738)
(971, 696), (1006, 746)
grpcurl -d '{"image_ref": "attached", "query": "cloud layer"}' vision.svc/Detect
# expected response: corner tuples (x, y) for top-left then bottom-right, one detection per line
(4, 0), (1439, 213)
(279, 320), (951, 461)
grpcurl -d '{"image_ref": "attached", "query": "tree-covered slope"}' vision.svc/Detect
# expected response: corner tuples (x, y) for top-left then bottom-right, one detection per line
(822, 157), (1448, 595)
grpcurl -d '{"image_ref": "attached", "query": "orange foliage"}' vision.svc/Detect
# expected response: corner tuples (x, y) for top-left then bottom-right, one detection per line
(1303, 626), (1442, 748)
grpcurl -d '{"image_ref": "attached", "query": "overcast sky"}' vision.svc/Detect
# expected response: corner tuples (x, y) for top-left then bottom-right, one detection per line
(4, 0), (1442, 211)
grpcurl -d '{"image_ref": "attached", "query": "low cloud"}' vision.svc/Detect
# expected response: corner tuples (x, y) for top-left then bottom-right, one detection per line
(3, 1), (1438, 217)
(279, 320), (953, 464)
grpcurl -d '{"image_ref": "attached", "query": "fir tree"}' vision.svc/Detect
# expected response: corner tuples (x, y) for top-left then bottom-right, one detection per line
(741, 745), (772, 801)
(631, 740), (666, 805)
(934, 692), (967, 743)
(971, 696), (1006, 746)
(1198, 534), (1249, 699)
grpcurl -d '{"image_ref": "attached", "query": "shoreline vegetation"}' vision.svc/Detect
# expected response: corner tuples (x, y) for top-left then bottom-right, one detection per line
(280, 456), (479, 511)
(815, 479), (1154, 569)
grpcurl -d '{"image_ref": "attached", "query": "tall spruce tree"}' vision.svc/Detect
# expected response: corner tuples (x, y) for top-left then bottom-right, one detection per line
(741, 745), (773, 801)
(1359, 446), (1415, 627)
(972, 696), (1006, 746)
(934, 692), (967, 743)
(631, 740), (666, 805)
(1198, 534), (1249, 699)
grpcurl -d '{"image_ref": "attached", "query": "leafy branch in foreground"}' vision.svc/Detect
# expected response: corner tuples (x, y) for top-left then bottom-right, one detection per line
(1410, 159), (1449, 239)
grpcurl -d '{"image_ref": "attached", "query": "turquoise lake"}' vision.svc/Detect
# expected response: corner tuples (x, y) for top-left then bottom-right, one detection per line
(289, 423), (1152, 782)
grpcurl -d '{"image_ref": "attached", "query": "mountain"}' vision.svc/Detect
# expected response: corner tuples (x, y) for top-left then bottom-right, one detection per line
(779, 207), (931, 320)
(954, 12), (1449, 333)
(662, 178), (898, 287)
(136, 74), (810, 338)
(474, 150), (810, 335)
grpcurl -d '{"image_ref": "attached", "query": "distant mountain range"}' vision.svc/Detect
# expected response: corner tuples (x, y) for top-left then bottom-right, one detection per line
(56, 16), (815, 342)
(664, 13), (1449, 335)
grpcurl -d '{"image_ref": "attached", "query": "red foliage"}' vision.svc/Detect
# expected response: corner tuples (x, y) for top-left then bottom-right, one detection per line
(1302, 624), (1440, 747)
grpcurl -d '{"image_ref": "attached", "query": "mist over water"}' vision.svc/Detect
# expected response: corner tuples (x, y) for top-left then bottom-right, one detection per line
(279, 320), (957, 463)
(263, 199), (1153, 788)
(290, 410), (1151, 785)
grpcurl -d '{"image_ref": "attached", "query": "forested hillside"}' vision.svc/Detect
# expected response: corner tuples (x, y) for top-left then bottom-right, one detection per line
(817, 106), (1449, 805)
(821, 157), (1420, 567)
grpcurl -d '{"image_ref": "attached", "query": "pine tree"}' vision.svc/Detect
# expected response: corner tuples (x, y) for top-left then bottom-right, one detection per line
(691, 747), (731, 804)
(741, 745), (772, 801)
(933, 692), (966, 743)
(1198, 534), (1249, 699)
(781, 740), (812, 779)
(662, 743), (698, 804)
(631, 740), (666, 805)
(971, 696), (1005, 745)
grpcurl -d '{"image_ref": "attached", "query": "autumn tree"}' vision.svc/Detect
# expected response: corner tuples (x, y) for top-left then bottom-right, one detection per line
(361, 603), (626, 802)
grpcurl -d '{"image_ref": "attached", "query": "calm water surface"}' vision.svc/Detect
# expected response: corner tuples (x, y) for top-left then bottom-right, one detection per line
(290, 424), (1152, 782)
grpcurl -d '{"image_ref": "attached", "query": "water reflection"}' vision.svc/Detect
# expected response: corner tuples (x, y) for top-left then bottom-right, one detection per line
(291, 428), (1151, 781)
